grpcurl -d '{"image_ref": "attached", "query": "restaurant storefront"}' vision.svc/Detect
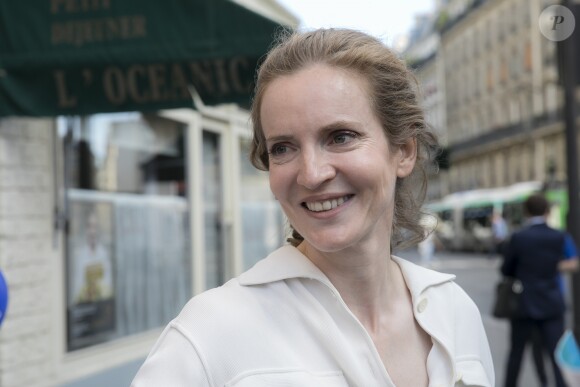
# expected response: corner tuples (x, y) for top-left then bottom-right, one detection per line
(0, 1), (296, 386)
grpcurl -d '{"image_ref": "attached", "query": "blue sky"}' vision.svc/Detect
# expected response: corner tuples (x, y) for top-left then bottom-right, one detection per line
(277, 0), (434, 48)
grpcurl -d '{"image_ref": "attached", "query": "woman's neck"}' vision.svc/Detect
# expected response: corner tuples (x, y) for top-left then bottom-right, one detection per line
(298, 240), (405, 333)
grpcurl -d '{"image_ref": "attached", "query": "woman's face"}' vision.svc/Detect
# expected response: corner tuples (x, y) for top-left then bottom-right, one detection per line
(260, 64), (416, 253)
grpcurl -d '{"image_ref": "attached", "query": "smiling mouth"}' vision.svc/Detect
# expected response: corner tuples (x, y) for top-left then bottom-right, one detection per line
(302, 195), (354, 212)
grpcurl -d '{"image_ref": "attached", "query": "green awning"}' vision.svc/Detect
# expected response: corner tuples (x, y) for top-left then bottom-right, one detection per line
(0, 0), (285, 117)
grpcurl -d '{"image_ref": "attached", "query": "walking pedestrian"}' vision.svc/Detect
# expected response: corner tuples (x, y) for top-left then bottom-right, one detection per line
(490, 212), (508, 258)
(501, 194), (579, 387)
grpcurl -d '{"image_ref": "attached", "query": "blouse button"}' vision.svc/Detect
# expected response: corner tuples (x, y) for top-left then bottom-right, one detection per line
(417, 298), (428, 313)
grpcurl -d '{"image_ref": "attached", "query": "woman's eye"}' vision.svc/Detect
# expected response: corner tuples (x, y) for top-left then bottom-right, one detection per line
(332, 131), (356, 145)
(269, 144), (288, 156)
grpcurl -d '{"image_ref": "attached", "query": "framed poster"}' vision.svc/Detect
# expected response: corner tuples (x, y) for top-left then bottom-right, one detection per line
(66, 195), (115, 351)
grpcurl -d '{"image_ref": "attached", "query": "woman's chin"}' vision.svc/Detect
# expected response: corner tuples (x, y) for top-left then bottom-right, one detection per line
(300, 233), (356, 254)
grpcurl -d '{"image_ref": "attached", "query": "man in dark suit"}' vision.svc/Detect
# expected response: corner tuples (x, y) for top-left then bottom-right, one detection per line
(502, 194), (578, 387)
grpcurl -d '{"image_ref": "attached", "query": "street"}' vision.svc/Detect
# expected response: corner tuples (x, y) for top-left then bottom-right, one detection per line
(397, 248), (558, 387)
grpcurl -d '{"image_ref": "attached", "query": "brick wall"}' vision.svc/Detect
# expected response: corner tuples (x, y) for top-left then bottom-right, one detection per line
(0, 118), (56, 387)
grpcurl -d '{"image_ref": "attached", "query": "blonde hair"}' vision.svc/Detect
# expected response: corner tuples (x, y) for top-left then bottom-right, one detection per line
(250, 28), (438, 249)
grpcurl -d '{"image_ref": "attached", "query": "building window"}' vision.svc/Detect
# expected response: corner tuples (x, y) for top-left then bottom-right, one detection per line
(239, 139), (285, 270)
(522, 0), (531, 27)
(500, 57), (509, 83)
(545, 83), (559, 114)
(510, 97), (520, 124)
(202, 131), (226, 289)
(60, 113), (191, 351)
(510, 45), (521, 80)
(487, 63), (494, 92)
(510, 3), (518, 32)
(524, 41), (533, 72)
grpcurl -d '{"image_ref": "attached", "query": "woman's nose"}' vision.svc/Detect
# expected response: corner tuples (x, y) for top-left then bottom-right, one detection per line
(296, 150), (336, 190)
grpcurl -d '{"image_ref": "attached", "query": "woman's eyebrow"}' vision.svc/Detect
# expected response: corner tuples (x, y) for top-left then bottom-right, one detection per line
(265, 134), (294, 144)
(319, 120), (358, 132)
(265, 120), (361, 143)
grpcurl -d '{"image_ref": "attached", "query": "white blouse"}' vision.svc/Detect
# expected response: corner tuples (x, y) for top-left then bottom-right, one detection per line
(132, 245), (494, 387)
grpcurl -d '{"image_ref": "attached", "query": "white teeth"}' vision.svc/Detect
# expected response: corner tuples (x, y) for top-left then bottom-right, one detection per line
(305, 196), (351, 212)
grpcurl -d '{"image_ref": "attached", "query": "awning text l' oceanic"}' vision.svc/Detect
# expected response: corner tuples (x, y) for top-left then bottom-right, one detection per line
(0, 0), (283, 116)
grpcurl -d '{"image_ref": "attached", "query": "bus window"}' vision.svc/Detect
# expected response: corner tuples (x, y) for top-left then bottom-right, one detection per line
(461, 206), (493, 251)
(462, 206), (493, 228)
(438, 210), (452, 222)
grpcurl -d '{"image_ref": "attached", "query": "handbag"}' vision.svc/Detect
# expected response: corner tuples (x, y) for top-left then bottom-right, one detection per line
(492, 277), (523, 319)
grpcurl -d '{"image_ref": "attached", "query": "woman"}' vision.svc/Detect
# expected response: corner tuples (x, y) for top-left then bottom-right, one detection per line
(132, 29), (494, 387)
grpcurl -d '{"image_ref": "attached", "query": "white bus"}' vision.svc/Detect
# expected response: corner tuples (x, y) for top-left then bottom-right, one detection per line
(425, 181), (567, 252)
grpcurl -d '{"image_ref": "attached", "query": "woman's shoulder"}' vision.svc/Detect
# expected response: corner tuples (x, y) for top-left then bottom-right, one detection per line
(175, 278), (259, 327)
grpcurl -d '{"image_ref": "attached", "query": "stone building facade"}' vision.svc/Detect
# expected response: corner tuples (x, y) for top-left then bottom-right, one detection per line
(0, 121), (58, 386)
(440, 0), (573, 192)
(405, 18), (450, 200)
(0, 108), (288, 387)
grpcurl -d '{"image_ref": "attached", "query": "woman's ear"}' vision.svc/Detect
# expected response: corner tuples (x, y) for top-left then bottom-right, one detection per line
(396, 137), (417, 178)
